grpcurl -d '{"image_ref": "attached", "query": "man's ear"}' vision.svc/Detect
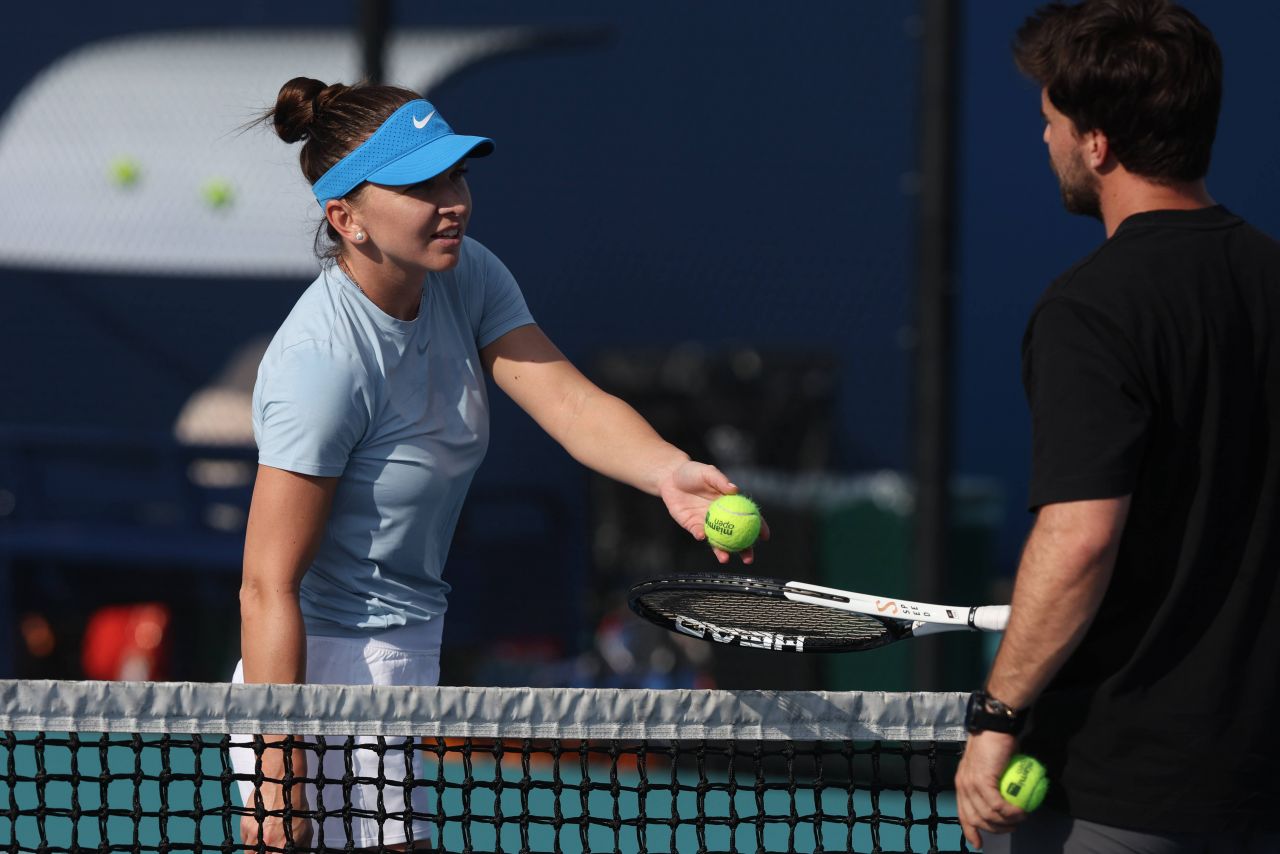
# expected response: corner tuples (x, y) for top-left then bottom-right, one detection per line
(1083, 128), (1110, 170)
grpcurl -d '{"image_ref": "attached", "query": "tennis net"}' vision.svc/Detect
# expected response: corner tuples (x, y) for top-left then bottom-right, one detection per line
(1, 679), (970, 853)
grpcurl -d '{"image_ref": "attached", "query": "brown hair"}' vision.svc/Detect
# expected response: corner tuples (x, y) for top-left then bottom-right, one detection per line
(265, 77), (420, 258)
(1013, 0), (1221, 183)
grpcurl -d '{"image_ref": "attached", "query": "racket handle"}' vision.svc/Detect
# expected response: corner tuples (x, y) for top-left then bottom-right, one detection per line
(971, 605), (1010, 632)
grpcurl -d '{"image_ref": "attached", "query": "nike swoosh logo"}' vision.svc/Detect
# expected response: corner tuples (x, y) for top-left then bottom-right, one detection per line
(413, 111), (436, 130)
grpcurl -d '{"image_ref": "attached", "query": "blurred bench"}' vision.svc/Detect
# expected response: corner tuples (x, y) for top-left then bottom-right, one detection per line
(0, 427), (254, 675)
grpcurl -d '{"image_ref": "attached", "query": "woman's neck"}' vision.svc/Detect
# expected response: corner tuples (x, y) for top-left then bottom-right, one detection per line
(339, 253), (424, 321)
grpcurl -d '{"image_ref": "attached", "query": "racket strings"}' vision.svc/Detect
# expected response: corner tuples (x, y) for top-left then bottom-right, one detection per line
(638, 589), (891, 640)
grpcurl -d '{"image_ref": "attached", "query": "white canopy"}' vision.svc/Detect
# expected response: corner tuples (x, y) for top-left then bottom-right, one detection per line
(0, 27), (547, 277)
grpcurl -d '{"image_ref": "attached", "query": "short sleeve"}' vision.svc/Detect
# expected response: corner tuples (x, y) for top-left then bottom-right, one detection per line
(1022, 297), (1151, 509)
(460, 238), (535, 348)
(252, 341), (371, 477)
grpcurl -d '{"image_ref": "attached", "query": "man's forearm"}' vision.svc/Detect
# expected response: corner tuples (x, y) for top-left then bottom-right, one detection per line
(985, 497), (1130, 708)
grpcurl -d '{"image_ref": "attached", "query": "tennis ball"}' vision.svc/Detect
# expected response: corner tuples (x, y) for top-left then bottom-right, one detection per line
(999, 754), (1048, 812)
(109, 157), (141, 188)
(201, 177), (234, 209)
(704, 494), (761, 552)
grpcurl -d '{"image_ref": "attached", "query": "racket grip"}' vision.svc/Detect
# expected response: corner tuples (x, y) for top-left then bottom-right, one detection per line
(971, 605), (1010, 632)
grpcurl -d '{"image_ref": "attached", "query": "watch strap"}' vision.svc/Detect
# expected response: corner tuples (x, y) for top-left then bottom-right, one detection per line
(964, 690), (1027, 735)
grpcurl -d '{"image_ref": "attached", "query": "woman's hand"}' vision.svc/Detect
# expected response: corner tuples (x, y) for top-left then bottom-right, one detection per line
(240, 748), (313, 854)
(242, 801), (312, 854)
(656, 461), (770, 563)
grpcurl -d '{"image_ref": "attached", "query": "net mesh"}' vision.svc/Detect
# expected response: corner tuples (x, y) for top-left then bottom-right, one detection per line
(0, 680), (971, 853)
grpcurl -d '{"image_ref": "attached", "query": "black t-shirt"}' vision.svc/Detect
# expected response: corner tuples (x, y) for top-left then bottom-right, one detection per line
(1018, 206), (1280, 833)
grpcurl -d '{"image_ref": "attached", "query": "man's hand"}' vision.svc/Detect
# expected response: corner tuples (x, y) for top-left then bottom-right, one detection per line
(955, 730), (1027, 850)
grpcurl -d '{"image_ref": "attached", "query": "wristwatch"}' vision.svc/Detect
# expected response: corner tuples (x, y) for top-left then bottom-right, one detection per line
(964, 690), (1027, 735)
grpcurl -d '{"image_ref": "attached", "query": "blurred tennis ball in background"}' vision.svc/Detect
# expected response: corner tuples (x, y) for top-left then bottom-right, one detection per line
(704, 494), (761, 552)
(999, 754), (1049, 812)
(200, 177), (234, 210)
(108, 156), (141, 188)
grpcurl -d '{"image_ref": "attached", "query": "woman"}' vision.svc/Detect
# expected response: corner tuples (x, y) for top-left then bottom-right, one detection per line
(232, 77), (764, 852)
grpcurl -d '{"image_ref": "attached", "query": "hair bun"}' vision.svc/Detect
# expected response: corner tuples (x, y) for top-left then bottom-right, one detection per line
(271, 77), (332, 143)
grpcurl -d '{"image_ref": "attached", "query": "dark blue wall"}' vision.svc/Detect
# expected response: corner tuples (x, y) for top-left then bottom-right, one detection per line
(3, 0), (1277, 603)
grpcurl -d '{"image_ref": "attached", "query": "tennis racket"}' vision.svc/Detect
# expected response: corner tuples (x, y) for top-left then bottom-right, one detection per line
(628, 573), (1008, 653)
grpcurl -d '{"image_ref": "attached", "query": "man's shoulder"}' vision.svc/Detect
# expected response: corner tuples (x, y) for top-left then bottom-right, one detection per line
(1027, 236), (1170, 339)
(1043, 211), (1280, 304)
(1037, 242), (1120, 309)
(1227, 215), (1280, 258)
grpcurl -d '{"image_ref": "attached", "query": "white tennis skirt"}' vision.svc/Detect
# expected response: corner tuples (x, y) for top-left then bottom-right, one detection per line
(230, 619), (444, 849)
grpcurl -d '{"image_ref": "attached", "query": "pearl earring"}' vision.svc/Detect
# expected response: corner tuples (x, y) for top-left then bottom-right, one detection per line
(355, 231), (365, 242)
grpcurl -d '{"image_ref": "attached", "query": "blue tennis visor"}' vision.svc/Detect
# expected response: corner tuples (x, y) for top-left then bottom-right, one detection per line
(311, 99), (494, 206)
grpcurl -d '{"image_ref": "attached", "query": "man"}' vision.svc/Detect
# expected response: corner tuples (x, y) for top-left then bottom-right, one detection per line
(955, 1), (1280, 851)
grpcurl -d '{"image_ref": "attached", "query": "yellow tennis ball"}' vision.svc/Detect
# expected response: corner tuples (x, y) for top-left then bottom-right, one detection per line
(999, 754), (1049, 812)
(704, 494), (761, 552)
(201, 177), (234, 209)
(109, 156), (141, 188)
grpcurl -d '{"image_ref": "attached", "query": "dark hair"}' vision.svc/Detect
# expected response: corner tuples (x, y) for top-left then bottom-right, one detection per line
(265, 77), (420, 259)
(1013, 0), (1221, 183)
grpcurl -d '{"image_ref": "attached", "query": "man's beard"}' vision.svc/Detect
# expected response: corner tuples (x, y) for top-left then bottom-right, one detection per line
(1053, 148), (1102, 220)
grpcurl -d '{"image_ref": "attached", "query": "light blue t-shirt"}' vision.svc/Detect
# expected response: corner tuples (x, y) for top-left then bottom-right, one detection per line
(252, 237), (535, 637)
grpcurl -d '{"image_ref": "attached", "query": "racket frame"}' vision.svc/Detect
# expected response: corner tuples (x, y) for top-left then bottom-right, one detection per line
(781, 579), (1008, 636)
(628, 572), (1009, 653)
